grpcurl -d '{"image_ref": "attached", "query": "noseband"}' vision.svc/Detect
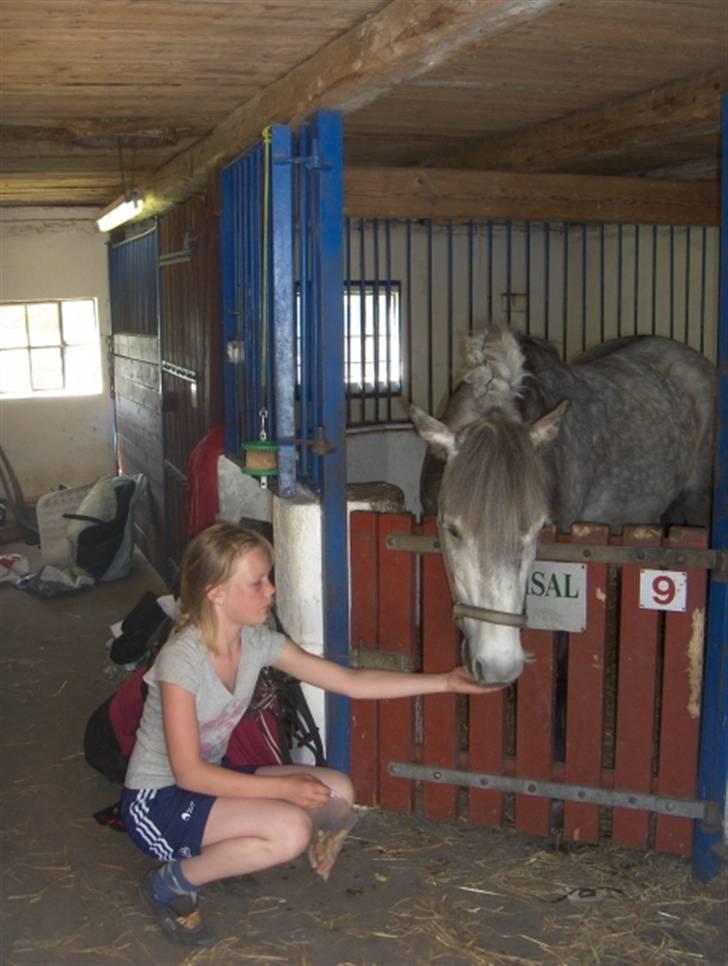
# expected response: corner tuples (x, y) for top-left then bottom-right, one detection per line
(437, 521), (527, 629)
(452, 601), (526, 628)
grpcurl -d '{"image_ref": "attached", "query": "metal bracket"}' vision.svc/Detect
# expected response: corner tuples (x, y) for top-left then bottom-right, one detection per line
(387, 762), (721, 827)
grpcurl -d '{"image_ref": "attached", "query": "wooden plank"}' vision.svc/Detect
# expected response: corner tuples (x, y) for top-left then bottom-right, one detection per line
(515, 527), (557, 837)
(113, 334), (160, 364)
(130, 0), (562, 217)
(563, 525), (609, 845)
(421, 515), (460, 821)
(655, 527), (709, 856)
(349, 511), (380, 806)
(377, 512), (417, 814)
(468, 680), (506, 827)
(612, 526), (663, 849)
(344, 166), (719, 227)
(430, 68), (727, 173)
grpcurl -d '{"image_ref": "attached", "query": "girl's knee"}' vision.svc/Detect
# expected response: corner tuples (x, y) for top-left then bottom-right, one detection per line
(274, 807), (313, 860)
(327, 770), (355, 806)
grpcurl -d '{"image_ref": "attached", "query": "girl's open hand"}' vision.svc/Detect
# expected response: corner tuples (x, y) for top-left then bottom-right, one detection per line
(446, 666), (508, 694)
(280, 774), (333, 809)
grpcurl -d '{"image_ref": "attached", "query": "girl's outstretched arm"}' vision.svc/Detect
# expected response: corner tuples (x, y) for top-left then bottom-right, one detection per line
(273, 639), (504, 699)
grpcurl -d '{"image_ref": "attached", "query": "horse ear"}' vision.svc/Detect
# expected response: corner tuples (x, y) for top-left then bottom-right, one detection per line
(408, 404), (457, 458)
(529, 399), (569, 448)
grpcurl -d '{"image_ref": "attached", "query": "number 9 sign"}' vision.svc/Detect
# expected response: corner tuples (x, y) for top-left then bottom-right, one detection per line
(639, 569), (687, 612)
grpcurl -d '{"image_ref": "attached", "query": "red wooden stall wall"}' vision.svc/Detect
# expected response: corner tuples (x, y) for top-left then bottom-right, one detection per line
(349, 512), (708, 857)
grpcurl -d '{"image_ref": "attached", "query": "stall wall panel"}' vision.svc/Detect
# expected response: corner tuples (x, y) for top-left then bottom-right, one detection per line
(349, 511), (710, 858)
(343, 220), (719, 428)
(159, 194), (223, 579)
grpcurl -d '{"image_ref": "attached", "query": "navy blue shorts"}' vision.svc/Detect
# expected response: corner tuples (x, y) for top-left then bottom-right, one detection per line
(121, 763), (259, 862)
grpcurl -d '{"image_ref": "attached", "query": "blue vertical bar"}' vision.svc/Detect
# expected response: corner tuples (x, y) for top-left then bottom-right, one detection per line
(385, 219), (393, 422)
(693, 94), (728, 882)
(562, 222), (570, 354)
(427, 220), (433, 414)
(310, 111), (349, 773)
(345, 217), (352, 424)
(447, 221), (454, 395)
(221, 164), (240, 454)
(525, 220), (531, 333)
(505, 219), (512, 325)
(271, 125), (296, 496)
(299, 125), (311, 479)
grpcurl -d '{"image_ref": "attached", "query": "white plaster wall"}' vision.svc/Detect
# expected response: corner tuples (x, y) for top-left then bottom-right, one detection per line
(347, 424), (426, 516)
(0, 208), (115, 501)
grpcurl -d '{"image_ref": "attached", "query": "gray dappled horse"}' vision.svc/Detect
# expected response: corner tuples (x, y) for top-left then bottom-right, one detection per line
(409, 325), (715, 687)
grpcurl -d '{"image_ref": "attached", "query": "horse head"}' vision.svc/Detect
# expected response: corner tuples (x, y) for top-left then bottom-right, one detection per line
(410, 333), (568, 684)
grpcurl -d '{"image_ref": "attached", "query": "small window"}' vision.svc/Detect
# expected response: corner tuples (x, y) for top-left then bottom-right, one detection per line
(345, 283), (401, 394)
(296, 282), (402, 395)
(0, 299), (103, 398)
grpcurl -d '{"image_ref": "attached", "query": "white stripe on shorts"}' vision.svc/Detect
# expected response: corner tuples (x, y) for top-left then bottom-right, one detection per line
(129, 789), (174, 862)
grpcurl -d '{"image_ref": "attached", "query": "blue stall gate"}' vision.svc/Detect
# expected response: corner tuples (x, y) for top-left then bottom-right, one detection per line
(221, 111), (350, 772)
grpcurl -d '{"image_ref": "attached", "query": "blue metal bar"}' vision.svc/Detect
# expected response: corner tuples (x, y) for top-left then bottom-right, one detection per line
(299, 125), (311, 480)
(308, 127), (321, 486)
(693, 92), (728, 881)
(685, 225), (692, 344)
(544, 221), (551, 341)
(634, 224), (640, 335)
(406, 219), (413, 404)
(669, 225), (675, 339)
(506, 219), (512, 326)
(562, 222), (570, 354)
(600, 223), (606, 344)
(385, 219), (393, 421)
(525, 220), (531, 334)
(700, 226), (707, 355)
(359, 219), (366, 425)
(427, 220), (433, 414)
(617, 224), (624, 337)
(447, 221), (454, 395)
(309, 111), (349, 773)
(345, 217), (352, 423)
(372, 218), (381, 418)
(581, 224), (588, 346)
(271, 125), (297, 495)
(651, 225), (658, 335)
(487, 220), (494, 321)
(468, 220), (474, 334)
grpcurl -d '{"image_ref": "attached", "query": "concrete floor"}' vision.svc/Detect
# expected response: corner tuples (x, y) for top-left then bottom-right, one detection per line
(2, 540), (727, 966)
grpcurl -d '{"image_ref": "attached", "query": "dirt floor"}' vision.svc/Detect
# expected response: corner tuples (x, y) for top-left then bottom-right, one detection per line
(2, 541), (727, 966)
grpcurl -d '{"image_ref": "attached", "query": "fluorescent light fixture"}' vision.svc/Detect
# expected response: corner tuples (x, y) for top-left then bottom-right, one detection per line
(96, 190), (144, 233)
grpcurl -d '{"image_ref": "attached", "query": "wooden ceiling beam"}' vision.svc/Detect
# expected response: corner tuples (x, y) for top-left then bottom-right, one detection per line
(425, 68), (727, 172)
(344, 166), (719, 226)
(126, 0), (561, 218)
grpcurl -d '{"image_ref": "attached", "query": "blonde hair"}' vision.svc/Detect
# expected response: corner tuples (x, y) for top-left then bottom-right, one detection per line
(176, 522), (274, 653)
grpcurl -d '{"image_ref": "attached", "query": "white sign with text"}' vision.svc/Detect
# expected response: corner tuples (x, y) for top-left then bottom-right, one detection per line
(639, 569), (687, 612)
(525, 561), (587, 632)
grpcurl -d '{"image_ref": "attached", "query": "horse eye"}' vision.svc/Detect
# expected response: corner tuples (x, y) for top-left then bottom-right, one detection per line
(444, 522), (461, 540)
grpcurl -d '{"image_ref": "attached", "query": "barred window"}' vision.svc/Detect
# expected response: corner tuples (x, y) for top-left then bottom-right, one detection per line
(0, 299), (102, 398)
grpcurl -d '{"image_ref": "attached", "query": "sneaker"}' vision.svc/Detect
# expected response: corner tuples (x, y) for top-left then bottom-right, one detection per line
(139, 869), (216, 947)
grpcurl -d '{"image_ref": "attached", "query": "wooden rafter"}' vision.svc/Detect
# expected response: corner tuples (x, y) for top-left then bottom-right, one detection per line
(344, 166), (719, 226)
(425, 68), (727, 173)
(128, 0), (562, 217)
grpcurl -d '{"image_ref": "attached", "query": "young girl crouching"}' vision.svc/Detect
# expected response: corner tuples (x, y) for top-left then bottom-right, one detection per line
(121, 522), (503, 946)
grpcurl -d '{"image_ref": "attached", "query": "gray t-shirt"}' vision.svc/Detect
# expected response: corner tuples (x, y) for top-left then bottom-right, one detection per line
(124, 623), (285, 790)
